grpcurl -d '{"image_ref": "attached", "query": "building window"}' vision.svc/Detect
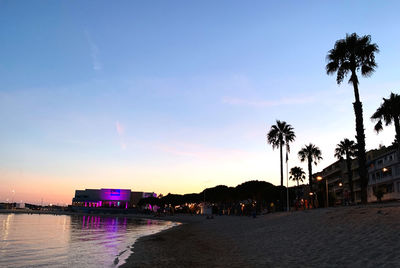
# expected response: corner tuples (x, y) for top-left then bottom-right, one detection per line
(382, 167), (392, 177)
(387, 183), (394, 193)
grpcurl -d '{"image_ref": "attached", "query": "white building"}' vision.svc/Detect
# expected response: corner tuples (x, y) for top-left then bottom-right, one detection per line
(367, 148), (400, 202)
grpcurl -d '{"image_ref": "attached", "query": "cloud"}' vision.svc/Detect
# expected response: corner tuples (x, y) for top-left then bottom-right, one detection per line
(115, 121), (126, 150)
(156, 142), (259, 161)
(115, 121), (125, 135)
(85, 30), (102, 71)
(222, 96), (315, 108)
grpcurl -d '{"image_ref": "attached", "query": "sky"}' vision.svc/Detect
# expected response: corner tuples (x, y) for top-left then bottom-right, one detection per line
(1, 1), (400, 205)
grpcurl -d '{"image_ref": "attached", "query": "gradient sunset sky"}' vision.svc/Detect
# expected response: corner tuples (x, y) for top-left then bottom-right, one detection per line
(1, 1), (400, 205)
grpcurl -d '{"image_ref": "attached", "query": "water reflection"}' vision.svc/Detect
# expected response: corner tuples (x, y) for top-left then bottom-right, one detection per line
(1, 214), (14, 252)
(0, 214), (176, 268)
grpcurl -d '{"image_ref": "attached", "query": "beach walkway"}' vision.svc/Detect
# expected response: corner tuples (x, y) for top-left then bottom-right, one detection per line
(121, 204), (400, 267)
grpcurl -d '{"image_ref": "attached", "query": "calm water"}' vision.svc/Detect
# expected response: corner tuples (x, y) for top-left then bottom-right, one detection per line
(0, 213), (177, 268)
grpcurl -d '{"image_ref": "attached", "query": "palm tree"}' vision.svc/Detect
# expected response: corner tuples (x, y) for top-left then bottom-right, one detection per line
(267, 120), (296, 186)
(289, 166), (306, 187)
(298, 143), (323, 190)
(371, 92), (400, 146)
(326, 33), (379, 204)
(334, 138), (357, 203)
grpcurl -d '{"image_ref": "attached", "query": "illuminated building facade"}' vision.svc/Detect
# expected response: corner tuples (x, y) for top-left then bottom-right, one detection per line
(367, 148), (400, 202)
(72, 188), (157, 209)
(313, 146), (400, 204)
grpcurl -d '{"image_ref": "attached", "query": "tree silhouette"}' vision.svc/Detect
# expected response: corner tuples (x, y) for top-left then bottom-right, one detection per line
(267, 120), (296, 186)
(326, 33), (379, 204)
(298, 143), (323, 190)
(371, 92), (400, 146)
(334, 138), (357, 202)
(289, 166), (306, 187)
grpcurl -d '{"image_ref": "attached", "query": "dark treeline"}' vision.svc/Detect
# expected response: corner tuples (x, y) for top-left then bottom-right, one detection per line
(138, 180), (294, 211)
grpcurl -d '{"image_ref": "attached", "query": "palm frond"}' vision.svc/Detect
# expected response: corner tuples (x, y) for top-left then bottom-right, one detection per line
(326, 32), (379, 86)
(267, 120), (296, 151)
(374, 120), (383, 133)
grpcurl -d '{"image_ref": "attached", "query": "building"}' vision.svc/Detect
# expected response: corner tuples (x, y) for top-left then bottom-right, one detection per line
(313, 146), (400, 205)
(367, 148), (400, 202)
(313, 159), (348, 205)
(72, 188), (157, 209)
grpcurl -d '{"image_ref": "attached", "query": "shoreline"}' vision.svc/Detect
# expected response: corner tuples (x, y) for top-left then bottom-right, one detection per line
(0, 209), (204, 223)
(3, 203), (400, 267)
(121, 204), (400, 268)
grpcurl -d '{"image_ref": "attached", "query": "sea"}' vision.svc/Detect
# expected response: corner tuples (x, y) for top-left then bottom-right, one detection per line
(0, 213), (178, 268)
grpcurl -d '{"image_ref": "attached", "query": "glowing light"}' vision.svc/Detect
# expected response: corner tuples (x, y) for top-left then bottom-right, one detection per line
(382, 167), (388, 172)
(339, 182), (343, 187)
(100, 189), (131, 201)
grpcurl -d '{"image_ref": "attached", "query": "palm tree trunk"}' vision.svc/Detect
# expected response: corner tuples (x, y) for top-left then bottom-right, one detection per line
(280, 144), (283, 186)
(394, 116), (400, 145)
(308, 157), (313, 208)
(346, 155), (354, 203)
(351, 72), (360, 102)
(308, 156), (312, 189)
(351, 75), (368, 204)
(279, 144), (284, 211)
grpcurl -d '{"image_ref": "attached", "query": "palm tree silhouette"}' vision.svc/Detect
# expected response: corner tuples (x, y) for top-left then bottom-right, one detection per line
(326, 33), (379, 204)
(298, 143), (323, 190)
(371, 92), (400, 146)
(334, 138), (357, 203)
(267, 120), (296, 187)
(289, 166), (306, 187)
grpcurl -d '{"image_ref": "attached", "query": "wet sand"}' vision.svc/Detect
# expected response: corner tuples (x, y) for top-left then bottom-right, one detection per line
(121, 204), (400, 268)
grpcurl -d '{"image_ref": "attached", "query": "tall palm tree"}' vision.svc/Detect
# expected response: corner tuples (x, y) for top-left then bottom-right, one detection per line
(334, 138), (357, 203)
(267, 120), (296, 186)
(371, 92), (400, 146)
(326, 33), (379, 204)
(289, 166), (306, 187)
(298, 143), (323, 190)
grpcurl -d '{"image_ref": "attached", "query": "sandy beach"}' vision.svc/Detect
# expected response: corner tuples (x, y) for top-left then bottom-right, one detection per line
(121, 204), (400, 268)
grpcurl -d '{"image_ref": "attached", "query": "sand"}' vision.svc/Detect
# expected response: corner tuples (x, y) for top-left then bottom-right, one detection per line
(121, 204), (400, 268)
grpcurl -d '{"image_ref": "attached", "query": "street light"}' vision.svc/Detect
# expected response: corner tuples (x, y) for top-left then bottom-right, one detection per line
(11, 190), (15, 205)
(317, 176), (329, 208)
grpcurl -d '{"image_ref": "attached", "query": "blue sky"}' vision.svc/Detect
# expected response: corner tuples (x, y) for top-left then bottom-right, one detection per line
(1, 1), (399, 204)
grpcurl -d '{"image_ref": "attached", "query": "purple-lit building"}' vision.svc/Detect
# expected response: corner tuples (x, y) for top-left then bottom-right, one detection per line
(72, 189), (157, 209)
